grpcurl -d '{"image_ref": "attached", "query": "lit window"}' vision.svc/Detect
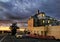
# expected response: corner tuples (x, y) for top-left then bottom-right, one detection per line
(48, 20), (50, 23)
(42, 14), (45, 17)
(43, 20), (45, 23)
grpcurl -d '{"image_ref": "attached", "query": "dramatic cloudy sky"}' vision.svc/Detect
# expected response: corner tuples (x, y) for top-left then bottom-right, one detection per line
(0, 0), (60, 21)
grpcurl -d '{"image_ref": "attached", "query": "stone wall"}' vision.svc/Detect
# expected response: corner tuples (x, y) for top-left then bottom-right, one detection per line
(28, 26), (60, 39)
(47, 26), (60, 39)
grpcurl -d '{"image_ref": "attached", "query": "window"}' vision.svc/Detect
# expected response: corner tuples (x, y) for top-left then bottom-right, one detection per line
(43, 20), (45, 23)
(41, 31), (43, 35)
(44, 31), (47, 36)
(48, 20), (50, 23)
(42, 14), (45, 17)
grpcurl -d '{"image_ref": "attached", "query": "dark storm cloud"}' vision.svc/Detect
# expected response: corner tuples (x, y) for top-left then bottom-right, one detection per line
(40, 0), (60, 19)
(0, 0), (60, 20)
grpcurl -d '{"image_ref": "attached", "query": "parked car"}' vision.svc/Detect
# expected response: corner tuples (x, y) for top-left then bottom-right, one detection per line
(15, 31), (29, 38)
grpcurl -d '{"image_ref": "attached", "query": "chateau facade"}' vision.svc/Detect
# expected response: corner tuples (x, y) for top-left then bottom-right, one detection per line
(28, 10), (60, 39)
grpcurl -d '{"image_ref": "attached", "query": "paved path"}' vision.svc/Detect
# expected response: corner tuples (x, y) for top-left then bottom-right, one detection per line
(0, 34), (60, 42)
(0, 36), (4, 42)
(0, 35), (7, 42)
(0, 34), (8, 42)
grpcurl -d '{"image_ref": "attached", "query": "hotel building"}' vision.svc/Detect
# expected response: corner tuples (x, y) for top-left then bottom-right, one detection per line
(28, 10), (60, 39)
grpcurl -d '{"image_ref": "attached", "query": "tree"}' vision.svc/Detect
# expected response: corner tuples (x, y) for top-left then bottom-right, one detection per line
(9, 22), (19, 36)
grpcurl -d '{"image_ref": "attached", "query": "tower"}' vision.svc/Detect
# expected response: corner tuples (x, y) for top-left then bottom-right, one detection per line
(37, 10), (40, 14)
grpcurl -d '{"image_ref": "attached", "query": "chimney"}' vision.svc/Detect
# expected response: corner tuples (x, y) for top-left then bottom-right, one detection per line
(37, 10), (40, 14)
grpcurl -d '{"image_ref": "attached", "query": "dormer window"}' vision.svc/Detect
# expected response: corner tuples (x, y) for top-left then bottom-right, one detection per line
(37, 12), (45, 19)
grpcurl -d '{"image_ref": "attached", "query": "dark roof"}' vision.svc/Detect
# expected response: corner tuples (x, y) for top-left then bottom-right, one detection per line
(40, 12), (45, 14)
